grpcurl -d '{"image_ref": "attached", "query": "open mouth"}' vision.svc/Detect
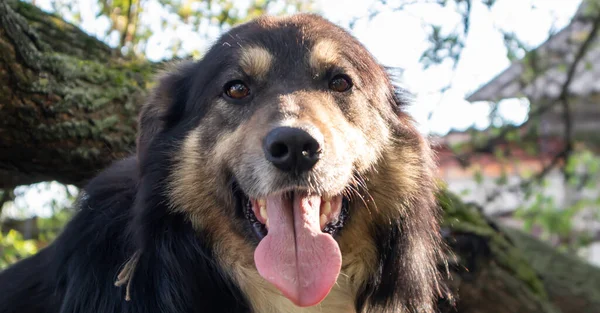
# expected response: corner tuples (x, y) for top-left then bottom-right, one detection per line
(241, 191), (349, 240)
(232, 182), (350, 307)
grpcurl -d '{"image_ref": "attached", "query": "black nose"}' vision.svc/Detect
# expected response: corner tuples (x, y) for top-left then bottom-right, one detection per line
(263, 127), (321, 173)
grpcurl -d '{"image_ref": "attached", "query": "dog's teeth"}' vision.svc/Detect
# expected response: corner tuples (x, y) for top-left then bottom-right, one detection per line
(320, 214), (327, 230)
(266, 218), (270, 229)
(323, 195), (331, 202)
(322, 200), (331, 216)
(260, 204), (267, 221)
(258, 198), (266, 207)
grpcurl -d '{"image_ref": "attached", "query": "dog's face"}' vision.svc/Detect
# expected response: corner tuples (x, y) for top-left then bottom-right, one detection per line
(138, 14), (443, 312)
(210, 20), (396, 307)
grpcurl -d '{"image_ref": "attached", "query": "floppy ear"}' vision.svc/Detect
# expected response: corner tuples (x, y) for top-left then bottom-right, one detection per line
(136, 60), (196, 162)
(353, 76), (450, 312)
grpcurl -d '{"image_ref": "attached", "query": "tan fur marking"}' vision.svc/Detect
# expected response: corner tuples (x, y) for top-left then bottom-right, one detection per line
(240, 46), (274, 78)
(169, 126), (258, 269)
(309, 39), (340, 71)
(169, 129), (219, 231)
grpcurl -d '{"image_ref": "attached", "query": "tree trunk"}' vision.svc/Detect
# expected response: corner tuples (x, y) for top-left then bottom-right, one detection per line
(1, 1), (599, 312)
(438, 191), (600, 313)
(0, 0), (151, 188)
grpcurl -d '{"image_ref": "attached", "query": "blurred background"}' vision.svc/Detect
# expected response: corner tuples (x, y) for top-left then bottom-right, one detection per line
(1, 0), (598, 275)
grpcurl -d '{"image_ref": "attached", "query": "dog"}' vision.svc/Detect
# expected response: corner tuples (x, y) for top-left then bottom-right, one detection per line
(0, 13), (446, 313)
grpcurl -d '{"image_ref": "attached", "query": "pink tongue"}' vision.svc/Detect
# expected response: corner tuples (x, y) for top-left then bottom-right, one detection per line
(254, 193), (342, 307)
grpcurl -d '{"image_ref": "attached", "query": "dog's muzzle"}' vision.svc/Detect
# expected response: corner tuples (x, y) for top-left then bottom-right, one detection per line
(234, 126), (351, 307)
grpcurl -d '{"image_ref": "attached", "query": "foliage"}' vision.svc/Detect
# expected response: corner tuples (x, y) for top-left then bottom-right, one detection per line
(514, 148), (600, 253)
(0, 182), (77, 268)
(0, 211), (74, 269)
(42, 0), (313, 58)
(0, 229), (38, 269)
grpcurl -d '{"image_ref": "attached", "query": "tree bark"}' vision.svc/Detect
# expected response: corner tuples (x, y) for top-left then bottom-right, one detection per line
(438, 191), (600, 313)
(0, 0), (151, 188)
(1, 1), (599, 312)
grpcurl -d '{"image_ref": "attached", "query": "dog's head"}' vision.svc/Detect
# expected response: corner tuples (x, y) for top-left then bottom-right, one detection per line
(137, 14), (445, 312)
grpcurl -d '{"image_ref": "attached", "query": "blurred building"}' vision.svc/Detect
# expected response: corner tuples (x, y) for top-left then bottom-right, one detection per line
(467, 2), (600, 141)
(438, 2), (600, 266)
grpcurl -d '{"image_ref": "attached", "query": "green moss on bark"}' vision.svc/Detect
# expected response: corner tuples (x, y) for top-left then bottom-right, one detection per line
(439, 189), (560, 313)
(0, 0), (149, 187)
(439, 188), (600, 313)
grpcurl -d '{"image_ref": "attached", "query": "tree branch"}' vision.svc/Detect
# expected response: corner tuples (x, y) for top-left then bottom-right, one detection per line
(457, 10), (600, 205)
(0, 0), (152, 188)
(119, 0), (134, 51)
(558, 10), (600, 179)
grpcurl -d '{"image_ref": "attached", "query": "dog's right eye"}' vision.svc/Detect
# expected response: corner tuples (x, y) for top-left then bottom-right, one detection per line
(224, 80), (250, 100)
(329, 74), (353, 92)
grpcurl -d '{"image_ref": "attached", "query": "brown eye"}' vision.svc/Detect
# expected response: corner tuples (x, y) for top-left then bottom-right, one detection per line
(329, 74), (352, 92)
(224, 80), (250, 99)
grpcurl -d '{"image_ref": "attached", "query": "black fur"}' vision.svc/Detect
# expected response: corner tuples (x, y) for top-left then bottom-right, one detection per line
(0, 156), (251, 313)
(1, 13), (445, 313)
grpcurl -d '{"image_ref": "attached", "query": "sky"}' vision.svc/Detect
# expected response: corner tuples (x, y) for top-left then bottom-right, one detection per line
(4, 0), (583, 218)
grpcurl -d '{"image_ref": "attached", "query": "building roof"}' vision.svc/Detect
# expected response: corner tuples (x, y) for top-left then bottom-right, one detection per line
(467, 2), (600, 102)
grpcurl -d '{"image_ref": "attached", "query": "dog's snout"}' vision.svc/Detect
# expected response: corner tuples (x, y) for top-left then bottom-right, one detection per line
(263, 127), (321, 173)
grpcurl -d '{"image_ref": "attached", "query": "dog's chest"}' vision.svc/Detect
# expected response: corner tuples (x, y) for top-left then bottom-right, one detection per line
(248, 290), (357, 313)
(237, 269), (357, 313)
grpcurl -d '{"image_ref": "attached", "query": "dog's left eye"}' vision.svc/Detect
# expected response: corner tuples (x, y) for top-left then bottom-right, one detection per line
(224, 80), (250, 100)
(329, 75), (353, 92)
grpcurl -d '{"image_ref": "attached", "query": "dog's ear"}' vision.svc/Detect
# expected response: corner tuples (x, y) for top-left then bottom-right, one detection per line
(136, 61), (196, 162)
(382, 66), (411, 108)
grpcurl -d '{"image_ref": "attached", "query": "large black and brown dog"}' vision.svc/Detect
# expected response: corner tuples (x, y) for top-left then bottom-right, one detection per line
(0, 13), (446, 313)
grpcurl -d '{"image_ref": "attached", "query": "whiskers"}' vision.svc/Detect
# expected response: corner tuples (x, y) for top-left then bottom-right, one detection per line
(344, 172), (377, 215)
